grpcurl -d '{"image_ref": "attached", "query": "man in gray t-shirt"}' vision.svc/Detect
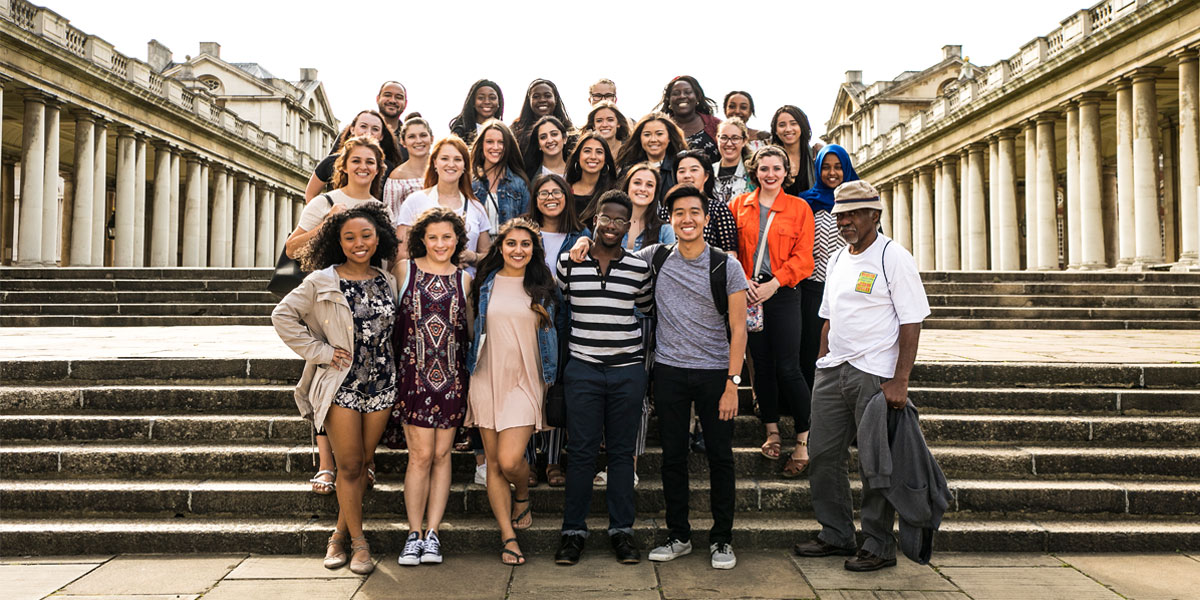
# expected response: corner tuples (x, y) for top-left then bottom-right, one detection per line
(654, 247), (748, 370)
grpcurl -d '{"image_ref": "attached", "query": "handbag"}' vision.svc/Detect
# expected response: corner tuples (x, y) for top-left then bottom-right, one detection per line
(267, 194), (332, 299)
(544, 380), (566, 428)
(747, 210), (777, 332)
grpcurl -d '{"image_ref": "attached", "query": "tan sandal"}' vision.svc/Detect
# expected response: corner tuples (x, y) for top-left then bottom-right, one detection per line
(760, 432), (782, 460)
(782, 440), (809, 478)
(348, 535), (374, 575)
(323, 530), (348, 569)
(546, 464), (566, 487)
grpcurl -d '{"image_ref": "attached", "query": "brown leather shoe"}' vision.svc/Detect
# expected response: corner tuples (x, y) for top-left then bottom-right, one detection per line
(793, 539), (856, 557)
(844, 549), (897, 572)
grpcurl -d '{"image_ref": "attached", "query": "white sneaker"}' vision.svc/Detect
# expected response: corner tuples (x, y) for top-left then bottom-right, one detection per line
(396, 531), (422, 566)
(420, 530), (442, 564)
(710, 542), (736, 569)
(648, 538), (692, 562)
(474, 463), (487, 486)
(593, 469), (607, 486)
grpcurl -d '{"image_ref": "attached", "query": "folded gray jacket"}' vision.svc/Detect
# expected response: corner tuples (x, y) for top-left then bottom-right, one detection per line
(857, 391), (952, 564)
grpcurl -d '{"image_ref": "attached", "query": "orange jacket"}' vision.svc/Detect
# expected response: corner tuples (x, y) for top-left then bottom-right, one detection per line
(728, 189), (815, 288)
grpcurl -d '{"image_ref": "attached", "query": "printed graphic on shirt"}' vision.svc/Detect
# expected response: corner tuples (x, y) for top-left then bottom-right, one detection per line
(855, 271), (877, 294)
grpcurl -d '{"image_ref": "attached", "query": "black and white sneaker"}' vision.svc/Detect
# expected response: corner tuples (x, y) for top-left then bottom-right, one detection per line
(710, 542), (737, 569)
(420, 529), (443, 564)
(648, 538), (692, 562)
(397, 531), (422, 566)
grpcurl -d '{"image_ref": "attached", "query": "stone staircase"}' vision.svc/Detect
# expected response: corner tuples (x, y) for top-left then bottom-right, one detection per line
(2, 357), (1197, 555)
(3, 268), (1198, 328)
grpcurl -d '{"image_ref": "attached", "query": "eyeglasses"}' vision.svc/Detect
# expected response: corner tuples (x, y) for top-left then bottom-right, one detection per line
(590, 93), (616, 101)
(596, 215), (629, 227)
(717, 135), (745, 144)
(537, 189), (565, 199)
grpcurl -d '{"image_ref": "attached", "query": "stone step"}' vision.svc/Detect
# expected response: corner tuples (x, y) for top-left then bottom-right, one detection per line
(2, 478), (1196, 519)
(924, 318), (1200, 329)
(929, 306), (1200, 320)
(0, 315), (272, 327)
(921, 282), (1200, 295)
(0, 267), (274, 280)
(6, 358), (1193, 388)
(2, 515), (1196, 555)
(0, 279), (266, 292)
(918, 271), (1200, 283)
(3, 442), (1196, 480)
(1, 303), (272, 316)
(0, 290), (279, 304)
(928, 294), (1200, 308)
(4, 413), (1197, 446)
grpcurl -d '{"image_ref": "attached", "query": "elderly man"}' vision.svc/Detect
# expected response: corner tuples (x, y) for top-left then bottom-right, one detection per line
(792, 180), (930, 572)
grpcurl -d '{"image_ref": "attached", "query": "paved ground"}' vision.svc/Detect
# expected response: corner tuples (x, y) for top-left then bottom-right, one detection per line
(3, 327), (1200, 363)
(4, 551), (1198, 599)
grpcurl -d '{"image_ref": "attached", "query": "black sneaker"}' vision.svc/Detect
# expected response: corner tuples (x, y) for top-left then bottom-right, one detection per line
(611, 531), (641, 564)
(555, 534), (585, 565)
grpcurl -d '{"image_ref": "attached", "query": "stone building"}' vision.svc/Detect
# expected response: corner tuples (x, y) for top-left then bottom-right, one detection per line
(823, 0), (1200, 272)
(0, 0), (336, 268)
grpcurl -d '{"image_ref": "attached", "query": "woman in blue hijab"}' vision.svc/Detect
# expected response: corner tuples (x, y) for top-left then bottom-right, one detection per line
(787, 144), (858, 477)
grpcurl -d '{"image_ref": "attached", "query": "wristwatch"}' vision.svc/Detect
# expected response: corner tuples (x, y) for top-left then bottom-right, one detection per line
(727, 374), (742, 385)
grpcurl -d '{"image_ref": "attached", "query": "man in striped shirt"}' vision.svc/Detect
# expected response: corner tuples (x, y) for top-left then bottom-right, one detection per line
(554, 190), (654, 566)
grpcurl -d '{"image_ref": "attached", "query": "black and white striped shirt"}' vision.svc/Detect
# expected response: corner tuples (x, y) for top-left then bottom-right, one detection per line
(557, 250), (654, 367)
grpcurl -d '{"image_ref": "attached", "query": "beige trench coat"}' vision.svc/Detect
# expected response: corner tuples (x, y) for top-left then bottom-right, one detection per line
(271, 265), (398, 432)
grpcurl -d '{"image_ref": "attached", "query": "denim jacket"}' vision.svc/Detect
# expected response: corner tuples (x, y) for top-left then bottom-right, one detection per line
(472, 168), (530, 230)
(466, 269), (566, 384)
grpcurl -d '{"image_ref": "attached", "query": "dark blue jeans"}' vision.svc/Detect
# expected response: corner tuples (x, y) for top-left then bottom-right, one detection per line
(560, 359), (647, 537)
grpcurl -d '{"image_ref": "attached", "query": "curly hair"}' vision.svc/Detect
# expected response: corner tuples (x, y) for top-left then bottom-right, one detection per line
(332, 136), (387, 199)
(300, 201), (399, 271)
(747, 145), (794, 189)
(407, 206), (468, 265)
(471, 218), (558, 328)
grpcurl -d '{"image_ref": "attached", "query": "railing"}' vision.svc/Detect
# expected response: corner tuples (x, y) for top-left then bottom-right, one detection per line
(110, 53), (127, 78)
(64, 25), (85, 57)
(1091, 0), (1114, 28)
(181, 89), (195, 111)
(1047, 28), (1065, 56)
(149, 72), (164, 96)
(11, 0), (35, 30)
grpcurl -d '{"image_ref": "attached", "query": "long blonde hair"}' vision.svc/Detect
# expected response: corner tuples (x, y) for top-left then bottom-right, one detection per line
(331, 136), (386, 198)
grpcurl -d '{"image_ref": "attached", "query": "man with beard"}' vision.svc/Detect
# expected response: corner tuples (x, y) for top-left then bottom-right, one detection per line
(791, 180), (930, 572)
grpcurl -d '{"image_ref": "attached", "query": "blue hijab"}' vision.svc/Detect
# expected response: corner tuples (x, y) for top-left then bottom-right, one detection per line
(799, 144), (858, 213)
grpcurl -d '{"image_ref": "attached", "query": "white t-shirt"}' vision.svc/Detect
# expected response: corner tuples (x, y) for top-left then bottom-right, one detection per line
(541, 231), (568, 278)
(397, 188), (491, 254)
(296, 189), (375, 232)
(816, 234), (930, 378)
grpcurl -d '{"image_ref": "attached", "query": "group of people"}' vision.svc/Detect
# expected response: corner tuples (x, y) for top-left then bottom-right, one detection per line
(271, 75), (935, 576)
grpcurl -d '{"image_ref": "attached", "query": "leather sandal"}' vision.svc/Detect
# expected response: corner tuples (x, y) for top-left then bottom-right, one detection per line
(501, 537), (526, 565)
(365, 464), (376, 491)
(310, 470), (336, 495)
(323, 530), (348, 569)
(546, 464), (566, 487)
(511, 496), (532, 530)
(760, 432), (782, 460)
(782, 440), (809, 478)
(348, 535), (374, 575)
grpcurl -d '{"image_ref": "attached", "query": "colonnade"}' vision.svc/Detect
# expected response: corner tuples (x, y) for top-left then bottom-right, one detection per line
(874, 49), (1199, 271)
(1, 81), (306, 268)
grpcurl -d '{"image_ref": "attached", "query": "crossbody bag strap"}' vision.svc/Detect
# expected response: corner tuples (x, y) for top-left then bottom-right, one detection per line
(752, 210), (777, 279)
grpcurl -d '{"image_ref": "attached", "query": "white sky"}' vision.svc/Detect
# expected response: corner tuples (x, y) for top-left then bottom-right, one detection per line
(47, 0), (1088, 140)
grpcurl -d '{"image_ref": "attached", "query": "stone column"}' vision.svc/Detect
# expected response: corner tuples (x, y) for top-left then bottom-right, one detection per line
(909, 171), (920, 253)
(1103, 165), (1119, 267)
(182, 154), (204, 267)
(1115, 78), (1135, 268)
(255, 185), (274, 267)
(1023, 121), (1038, 269)
(2, 162), (14, 265)
(134, 135), (147, 267)
(987, 136), (1000, 268)
(225, 171), (235, 268)
(150, 142), (172, 266)
(897, 175), (912, 250)
(959, 148), (970, 267)
(113, 127), (137, 267)
(1078, 93), (1107, 269)
(1035, 113), (1059, 270)
(879, 184), (893, 238)
(940, 156), (960, 270)
(198, 162), (209, 266)
(1065, 103), (1081, 268)
(997, 129), (1020, 270)
(209, 167), (229, 268)
(169, 150), (180, 265)
(893, 177), (912, 251)
(17, 92), (47, 266)
(916, 166), (935, 270)
(1161, 122), (1178, 262)
(41, 100), (61, 265)
(91, 118), (107, 265)
(933, 162), (945, 270)
(967, 143), (988, 270)
(275, 188), (291, 255)
(1131, 68), (1164, 268)
(234, 177), (252, 268)
(1177, 49), (1200, 268)
(69, 110), (95, 266)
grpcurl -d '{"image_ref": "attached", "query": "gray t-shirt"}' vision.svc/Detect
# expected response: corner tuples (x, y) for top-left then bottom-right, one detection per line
(754, 203), (773, 279)
(639, 244), (749, 370)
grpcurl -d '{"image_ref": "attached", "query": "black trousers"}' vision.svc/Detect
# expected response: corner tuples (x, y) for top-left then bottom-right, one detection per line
(798, 279), (826, 391)
(747, 285), (812, 432)
(654, 364), (735, 545)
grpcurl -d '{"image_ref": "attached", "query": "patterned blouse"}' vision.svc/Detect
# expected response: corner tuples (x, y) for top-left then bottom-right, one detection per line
(809, 208), (845, 282)
(383, 177), (423, 224)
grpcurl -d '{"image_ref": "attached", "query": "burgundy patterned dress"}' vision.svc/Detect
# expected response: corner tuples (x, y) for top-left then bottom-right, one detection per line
(385, 262), (468, 443)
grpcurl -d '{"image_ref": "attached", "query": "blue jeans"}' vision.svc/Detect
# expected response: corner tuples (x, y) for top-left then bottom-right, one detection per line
(560, 359), (647, 537)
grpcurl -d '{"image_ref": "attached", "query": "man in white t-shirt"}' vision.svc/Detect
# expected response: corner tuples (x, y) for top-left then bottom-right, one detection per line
(792, 180), (930, 572)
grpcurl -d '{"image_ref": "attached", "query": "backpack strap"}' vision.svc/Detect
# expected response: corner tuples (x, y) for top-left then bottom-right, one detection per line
(880, 240), (892, 287)
(322, 193), (333, 209)
(650, 243), (676, 309)
(708, 246), (728, 319)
